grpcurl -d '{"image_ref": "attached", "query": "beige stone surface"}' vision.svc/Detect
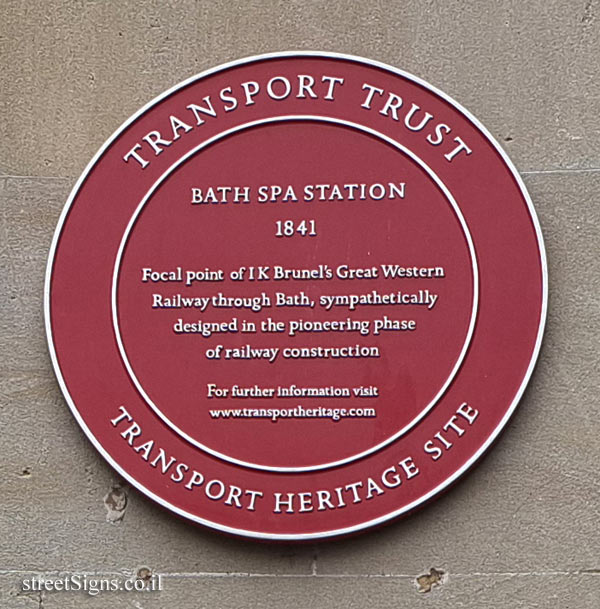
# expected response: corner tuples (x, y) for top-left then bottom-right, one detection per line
(1, 1), (599, 178)
(3, 572), (600, 608)
(1, 1), (599, 607)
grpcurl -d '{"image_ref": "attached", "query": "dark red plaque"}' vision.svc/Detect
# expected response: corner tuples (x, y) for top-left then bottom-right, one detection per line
(46, 53), (547, 540)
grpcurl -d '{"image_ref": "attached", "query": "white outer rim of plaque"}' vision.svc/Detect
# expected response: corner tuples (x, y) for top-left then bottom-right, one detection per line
(111, 115), (480, 473)
(44, 51), (548, 540)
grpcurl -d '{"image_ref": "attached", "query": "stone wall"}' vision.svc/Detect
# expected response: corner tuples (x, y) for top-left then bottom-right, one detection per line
(1, 1), (598, 607)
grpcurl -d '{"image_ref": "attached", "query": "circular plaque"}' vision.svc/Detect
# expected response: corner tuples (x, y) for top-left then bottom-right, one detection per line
(46, 52), (547, 540)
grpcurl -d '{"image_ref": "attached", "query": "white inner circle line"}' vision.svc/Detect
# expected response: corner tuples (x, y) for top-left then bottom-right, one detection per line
(111, 115), (480, 473)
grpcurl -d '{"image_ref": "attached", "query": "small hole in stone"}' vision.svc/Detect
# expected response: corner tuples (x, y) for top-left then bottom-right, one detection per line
(137, 567), (152, 581)
(416, 567), (445, 593)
